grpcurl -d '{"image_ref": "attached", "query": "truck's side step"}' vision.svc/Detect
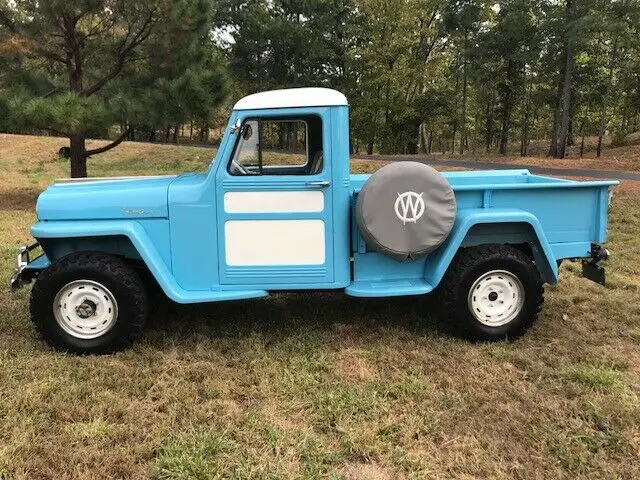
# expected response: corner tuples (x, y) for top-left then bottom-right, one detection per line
(345, 279), (434, 298)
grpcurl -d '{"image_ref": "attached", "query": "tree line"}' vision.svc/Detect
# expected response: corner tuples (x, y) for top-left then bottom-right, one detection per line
(1, 0), (639, 177)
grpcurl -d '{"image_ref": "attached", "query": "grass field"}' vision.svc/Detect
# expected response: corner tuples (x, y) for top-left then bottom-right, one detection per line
(0, 133), (639, 479)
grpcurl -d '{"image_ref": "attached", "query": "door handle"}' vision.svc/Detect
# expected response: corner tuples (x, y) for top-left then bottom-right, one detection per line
(305, 180), (331, 188)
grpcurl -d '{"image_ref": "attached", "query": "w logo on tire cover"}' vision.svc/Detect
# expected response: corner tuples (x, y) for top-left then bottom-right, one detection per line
(394, 191), (426, 224)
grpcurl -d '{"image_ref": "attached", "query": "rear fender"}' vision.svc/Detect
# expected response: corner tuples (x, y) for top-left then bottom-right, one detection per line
(425, 209), (558, 286)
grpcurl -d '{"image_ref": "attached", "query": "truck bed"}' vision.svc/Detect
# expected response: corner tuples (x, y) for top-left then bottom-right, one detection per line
(347, 169), (618, 297)
(350, 168), (616, 193)
(350, 170), (617, 244)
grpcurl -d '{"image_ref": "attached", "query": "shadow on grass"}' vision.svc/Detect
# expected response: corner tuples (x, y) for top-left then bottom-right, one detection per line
(0, 187), (41, 211)
(144, 291), (449, 346)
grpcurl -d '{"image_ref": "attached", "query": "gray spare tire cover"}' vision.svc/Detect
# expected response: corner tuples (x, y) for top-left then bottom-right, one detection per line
(356, 162), (457, 261)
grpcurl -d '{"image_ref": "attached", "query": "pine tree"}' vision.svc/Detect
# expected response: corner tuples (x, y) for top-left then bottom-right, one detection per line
(0, 0), (228, 177)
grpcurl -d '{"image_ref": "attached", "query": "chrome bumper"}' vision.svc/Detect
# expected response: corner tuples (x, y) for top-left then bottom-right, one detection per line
(10, 243), (40, 291)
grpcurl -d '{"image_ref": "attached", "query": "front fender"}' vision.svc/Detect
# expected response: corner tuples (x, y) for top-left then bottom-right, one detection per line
(425, 208), (559, 286)
(31, 221), (267, 304)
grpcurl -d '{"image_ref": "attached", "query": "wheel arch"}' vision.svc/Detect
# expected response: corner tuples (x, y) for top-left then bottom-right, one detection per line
(32, 221), (178, 301)
(425, 209), (559, 287)
(39, 235), (142, 263)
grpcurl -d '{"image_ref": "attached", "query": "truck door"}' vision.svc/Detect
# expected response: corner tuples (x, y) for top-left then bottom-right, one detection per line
(216, 109), (335, 287)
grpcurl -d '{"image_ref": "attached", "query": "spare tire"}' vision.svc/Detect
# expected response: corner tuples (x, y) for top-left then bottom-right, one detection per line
(356, 162), (457, 261)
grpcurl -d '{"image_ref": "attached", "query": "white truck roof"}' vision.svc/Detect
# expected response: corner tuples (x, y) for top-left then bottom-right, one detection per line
(233, 88), (348, 110)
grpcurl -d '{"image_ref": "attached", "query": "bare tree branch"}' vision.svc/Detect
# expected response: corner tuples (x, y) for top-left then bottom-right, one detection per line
(32, 47), (67, 64)
(84, 129), (130, 157)
(0, 8), (17, 33)
(41, 87), (59, 98)
(81, 9), (156, 97)
(80, 14), (117, 42)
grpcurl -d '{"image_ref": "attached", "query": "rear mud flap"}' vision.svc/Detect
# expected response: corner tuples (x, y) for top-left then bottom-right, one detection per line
(582, 261), (606, 286)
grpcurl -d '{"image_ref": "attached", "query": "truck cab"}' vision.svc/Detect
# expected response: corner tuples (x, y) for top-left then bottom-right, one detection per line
(171, 88), (352, 294)
(12, 88), (618, 354)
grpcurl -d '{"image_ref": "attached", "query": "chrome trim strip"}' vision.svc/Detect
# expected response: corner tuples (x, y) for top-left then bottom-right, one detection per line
(53, 175), (176, 184)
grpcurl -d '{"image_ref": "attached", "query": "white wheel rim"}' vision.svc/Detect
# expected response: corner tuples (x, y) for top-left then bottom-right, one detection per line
(467, 270), (525, 327)
(53, 280), (118, 339)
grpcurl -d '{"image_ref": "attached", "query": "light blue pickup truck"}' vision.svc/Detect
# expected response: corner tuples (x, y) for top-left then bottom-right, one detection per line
(12, 88), (617, 353)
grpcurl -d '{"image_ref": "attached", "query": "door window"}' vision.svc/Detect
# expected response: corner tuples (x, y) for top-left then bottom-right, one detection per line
(229, 116), (324, 176)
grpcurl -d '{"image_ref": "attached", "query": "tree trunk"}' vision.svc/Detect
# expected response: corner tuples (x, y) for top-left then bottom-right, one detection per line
(548, 106), (560, 157)
(370, 86), (382, 155)
(69, 134), (87, 178)
(451, 121), (458, 154)
(366, 140), (375, 155)
(65, 22), (88, 178)
(520, 120), (529, 157)
(597, 106), (607, 158)
(620, 98), (629, 137)
(548, 71), (564, 158)
(499, 61), (514, 156)
(419, 123), (428, 154)
(499, 111), (511, 155)
(555, 0), (576, 159)
(521, 81), (533, 157)
(459, 32), (469, 155)
(485, 100), (494, 154)
(578, 107), (588, 158)
(451, 57), (460, 154)
(520, 104), (529, 157)
(567, 116), (575, 146)
(172, 125), (178, 144)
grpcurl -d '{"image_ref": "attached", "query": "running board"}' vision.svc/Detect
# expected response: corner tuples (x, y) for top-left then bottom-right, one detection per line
(345, 279), (434, 298)
(174, 289), (269, 303)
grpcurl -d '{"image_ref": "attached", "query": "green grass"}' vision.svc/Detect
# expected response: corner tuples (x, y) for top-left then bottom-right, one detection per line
(565, 363), (626, 391)
(0, 133), (639, 479)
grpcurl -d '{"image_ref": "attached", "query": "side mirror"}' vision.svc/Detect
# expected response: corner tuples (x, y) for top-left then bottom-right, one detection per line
(242, 124), (253, 140)
(231, 118), (242, 134)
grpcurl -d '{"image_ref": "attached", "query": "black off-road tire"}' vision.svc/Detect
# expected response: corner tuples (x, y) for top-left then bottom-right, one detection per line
(439, 244), (544, 341)
(30, 252), (148, 354)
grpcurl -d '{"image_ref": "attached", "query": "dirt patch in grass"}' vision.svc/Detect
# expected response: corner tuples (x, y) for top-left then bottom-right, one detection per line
(342, 462), (394, 480)
(331, 348), (378, 383)
(0, 134), (638, 479)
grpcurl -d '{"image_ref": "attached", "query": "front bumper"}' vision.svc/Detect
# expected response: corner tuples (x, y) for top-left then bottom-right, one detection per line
(10, 243), (45, 291)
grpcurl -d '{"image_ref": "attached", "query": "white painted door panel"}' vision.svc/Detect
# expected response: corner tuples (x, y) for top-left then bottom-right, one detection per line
(225, 220), (325, 266)
(224, 191), (324, 213)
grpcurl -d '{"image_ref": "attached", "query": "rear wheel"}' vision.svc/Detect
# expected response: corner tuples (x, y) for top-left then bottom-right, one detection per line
(30, 252), (148, 354)
(439, 244), (544, 340)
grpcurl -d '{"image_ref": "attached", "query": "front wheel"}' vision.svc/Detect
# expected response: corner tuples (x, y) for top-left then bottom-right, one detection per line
(439, 244), (544, 341)
(30, 252), (148, 354)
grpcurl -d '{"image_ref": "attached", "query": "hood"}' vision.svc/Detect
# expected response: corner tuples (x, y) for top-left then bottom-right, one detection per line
(36, 175), (177, 221)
